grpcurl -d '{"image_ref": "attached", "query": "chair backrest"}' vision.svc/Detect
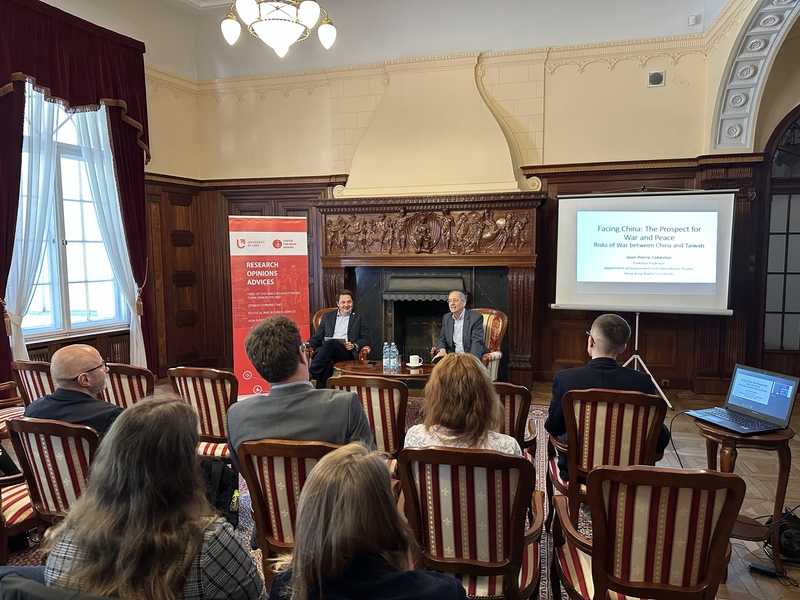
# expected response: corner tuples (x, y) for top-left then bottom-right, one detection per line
(563, 388), (667, 482)
(327, 376), (408, 457)
(493, 382), (531, 448)
(398, 446), (535, 599)
(99, 363), (155, 409)
(586, 465), (745, 600)
(11, 361), (55, 406)
(312, 307), (336, 331)
(474, 308), (507, 353)
(237, 439), (340, 557)
(7, 417), (99, 523)
(168, 367), (238, 442)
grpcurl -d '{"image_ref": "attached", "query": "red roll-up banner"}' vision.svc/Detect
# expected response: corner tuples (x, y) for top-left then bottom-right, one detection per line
(229, 216), (309, 396)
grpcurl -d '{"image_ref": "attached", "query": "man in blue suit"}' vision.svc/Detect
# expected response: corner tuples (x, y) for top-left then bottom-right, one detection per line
(307, 289), (371, 388)
(432, 290), (490, 363)
(544, 313), (671, 480)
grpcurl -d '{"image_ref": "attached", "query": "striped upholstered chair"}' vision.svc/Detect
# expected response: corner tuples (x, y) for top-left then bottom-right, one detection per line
(99, 363), (155, 409)
(168, 367), (238, 464)
(11, 361), (55, 406)
(0, 381), (26, 440)
(493, 382), (533, 451)
(551, 465), (746, 600)
(0, 472), (38, 565)
(7, 418), (99, 525)
(327, 375), (408, 458)
(238, 440), (340, 587)
(546, 388), (667, 530)
(398, 447), (544, 600)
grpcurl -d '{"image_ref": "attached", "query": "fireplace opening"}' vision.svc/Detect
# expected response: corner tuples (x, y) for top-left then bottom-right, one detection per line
(394, 299), (448, 361)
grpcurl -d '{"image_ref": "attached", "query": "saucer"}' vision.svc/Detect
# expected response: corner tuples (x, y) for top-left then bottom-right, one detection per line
(406, 362), (423, 368)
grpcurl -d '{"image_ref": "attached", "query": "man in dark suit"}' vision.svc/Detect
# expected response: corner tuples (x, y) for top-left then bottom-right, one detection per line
(24, 344), (122, 437)
(544, 314), (670, 480)
(433, 290), (490, 363)
(307, 289), (371, 388)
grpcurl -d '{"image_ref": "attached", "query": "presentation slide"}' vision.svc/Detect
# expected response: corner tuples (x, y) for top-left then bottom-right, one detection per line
(576, 211), (718, 284)
(554, 191), (736, 315)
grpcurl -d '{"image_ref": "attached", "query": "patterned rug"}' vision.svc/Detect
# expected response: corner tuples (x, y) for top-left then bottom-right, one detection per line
(7, 402), (564, 600)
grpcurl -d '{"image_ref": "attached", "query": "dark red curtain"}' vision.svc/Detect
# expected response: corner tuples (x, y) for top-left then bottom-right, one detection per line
(0, 82), (25, 382)
(0, 0), (154, 370)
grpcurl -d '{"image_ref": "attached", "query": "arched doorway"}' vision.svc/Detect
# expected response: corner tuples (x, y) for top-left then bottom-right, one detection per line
(761, 105), (800, 376)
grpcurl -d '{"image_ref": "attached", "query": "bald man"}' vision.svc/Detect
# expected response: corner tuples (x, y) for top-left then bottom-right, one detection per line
(24, 344), (122, 436)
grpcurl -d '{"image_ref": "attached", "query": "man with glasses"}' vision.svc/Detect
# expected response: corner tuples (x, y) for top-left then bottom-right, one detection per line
(24, 344), (122, 436)
(544, 314), (670, 480)
(432, 290), (489, 364)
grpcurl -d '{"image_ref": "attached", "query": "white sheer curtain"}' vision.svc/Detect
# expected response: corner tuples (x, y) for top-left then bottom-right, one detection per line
(74, 108), (146, 367)
(5, 83), (58, 360)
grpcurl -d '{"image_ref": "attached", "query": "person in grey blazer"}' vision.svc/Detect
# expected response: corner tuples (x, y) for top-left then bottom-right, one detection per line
(432, 291), (490, 362)
(307, 289), (371, 388)
(226, 315), (375, 473)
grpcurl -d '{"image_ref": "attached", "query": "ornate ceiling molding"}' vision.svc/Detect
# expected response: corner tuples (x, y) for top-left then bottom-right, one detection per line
(713, 0), (800, 151)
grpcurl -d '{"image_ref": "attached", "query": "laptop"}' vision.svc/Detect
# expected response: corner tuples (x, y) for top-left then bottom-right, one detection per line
(686, 364), (799, 435)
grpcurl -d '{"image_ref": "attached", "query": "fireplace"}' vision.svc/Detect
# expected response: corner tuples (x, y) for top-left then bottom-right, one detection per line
(317, 191), (544, 385)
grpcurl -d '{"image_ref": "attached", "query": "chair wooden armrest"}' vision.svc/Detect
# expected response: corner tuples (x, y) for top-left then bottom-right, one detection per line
(552, 494), (592, 554)
(358, 346), (371, 362)
(549, 433), (567, 454)
(0, 381), (23, 409)
(524, 490), (544, 546)
(0, 473), (25, 486)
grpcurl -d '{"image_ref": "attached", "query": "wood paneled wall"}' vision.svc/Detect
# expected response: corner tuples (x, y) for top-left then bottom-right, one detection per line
(523, 155), (766, 393)
(146, 153), (770, 390)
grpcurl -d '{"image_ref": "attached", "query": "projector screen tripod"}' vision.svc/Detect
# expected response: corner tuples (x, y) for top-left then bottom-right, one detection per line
(622, 312), (674, 410)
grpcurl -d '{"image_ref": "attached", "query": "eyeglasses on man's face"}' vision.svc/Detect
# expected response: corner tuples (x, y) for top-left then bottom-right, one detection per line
(71, 359), (107, 381)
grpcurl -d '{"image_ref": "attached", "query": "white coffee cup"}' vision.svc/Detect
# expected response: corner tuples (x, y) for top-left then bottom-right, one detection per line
(409, 354), (422, 367)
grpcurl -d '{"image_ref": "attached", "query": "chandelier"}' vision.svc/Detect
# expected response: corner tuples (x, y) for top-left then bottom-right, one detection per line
(220, 0), (337, 58)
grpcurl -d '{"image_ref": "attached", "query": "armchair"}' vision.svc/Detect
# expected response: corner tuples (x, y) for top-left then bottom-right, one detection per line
(429, 308), (507, 381)
(307, 307), (371, 363)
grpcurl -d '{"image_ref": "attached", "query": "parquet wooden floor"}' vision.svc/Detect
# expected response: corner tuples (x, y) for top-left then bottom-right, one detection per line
(529, 381), (800, 599)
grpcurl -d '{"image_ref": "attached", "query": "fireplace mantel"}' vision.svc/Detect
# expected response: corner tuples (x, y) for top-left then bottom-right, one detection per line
(314, 191), (545, 385)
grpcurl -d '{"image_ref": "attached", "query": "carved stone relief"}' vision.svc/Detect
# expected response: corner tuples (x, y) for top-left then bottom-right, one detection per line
(323, 208), (533, 256)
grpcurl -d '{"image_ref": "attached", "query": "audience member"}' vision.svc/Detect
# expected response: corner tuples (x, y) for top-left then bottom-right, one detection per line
(23, 344), (121, 436)
(270, 443), (467, 600)
(405, 353), (521, 455)
(227, 315), (375, 472)
(432, 291), (489, 363)
(41, 395), (265, 600)
(307, 289), (370, 388)
(544, 313), (671, 479)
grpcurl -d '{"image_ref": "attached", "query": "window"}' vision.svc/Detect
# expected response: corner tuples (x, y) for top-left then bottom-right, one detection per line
(20, 98), (127, 337)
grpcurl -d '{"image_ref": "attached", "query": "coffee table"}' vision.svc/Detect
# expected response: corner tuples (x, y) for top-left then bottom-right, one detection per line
(333, 360), (433, 381)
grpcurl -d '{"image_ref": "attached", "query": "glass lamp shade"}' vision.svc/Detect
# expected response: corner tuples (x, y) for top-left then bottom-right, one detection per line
(318, 19), (336, 49)
(256, 2), (305, 48)
(235, 0), (259, 25)
(298, 1), (320, 28)
(220, 15), (242, 45)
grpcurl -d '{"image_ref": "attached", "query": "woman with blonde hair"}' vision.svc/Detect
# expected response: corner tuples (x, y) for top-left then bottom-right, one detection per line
(41, 395), (266, 600)
(271, 443), (465, 600)
(404, 352), (521, 455)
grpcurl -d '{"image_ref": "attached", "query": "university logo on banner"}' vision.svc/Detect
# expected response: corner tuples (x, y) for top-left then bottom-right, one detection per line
(229, 216), (309, 396)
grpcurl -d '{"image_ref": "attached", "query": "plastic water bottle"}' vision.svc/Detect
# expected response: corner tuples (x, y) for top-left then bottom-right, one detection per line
(382, 342), (390, 372)
(389, 342), (399, 371)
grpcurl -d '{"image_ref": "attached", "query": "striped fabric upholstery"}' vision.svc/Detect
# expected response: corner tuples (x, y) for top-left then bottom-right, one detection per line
(330, 380), (406, 456)
(553, 466), (745, 600)
(493, 383), (531, 449)
(15, 430), (94, 517)
(100, 369), (151, 409)
(400, 448), (539, 600)
(12, 363), (55, 405)
(570, 401), (659, 471)
(248, 454), (321, 545)
(198, 441), (230, 458)
(475, 309), (507, 382)
(0, 407), (25, 436)
(1, 483), (35, 526)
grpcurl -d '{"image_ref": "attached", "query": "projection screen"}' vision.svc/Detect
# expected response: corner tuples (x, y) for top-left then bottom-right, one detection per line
(553, 190), (736, 315)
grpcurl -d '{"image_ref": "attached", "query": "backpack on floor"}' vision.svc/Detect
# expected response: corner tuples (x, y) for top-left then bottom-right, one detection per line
(200, 458), (239, 528)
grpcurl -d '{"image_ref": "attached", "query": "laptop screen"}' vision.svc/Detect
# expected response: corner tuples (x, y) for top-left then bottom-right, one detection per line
(726, 364), (800, 427)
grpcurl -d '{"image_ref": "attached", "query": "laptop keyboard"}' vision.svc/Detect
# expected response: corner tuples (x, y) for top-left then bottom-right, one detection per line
(705, 406), (771, 430)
